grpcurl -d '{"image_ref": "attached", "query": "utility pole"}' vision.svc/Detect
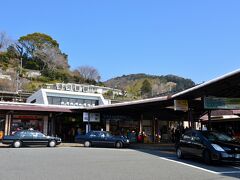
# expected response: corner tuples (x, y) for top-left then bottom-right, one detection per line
(16, 56), (22, 101)
(20, 57), (22, 75)
(16, 71), (19, 93)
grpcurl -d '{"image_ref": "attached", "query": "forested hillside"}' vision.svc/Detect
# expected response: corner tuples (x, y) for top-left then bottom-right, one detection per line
(105, 73), (195, 99)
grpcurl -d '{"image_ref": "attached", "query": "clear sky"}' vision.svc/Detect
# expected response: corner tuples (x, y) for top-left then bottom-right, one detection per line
(1, 0), (240, 83)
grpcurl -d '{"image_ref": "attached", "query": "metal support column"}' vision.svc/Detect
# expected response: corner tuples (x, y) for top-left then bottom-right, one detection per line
(4, 114), (9, 136)
(140, 114), (143, 133)
(106, 120), (110, 132)
(152, 115), (156, 143)
(8, 114), (11, 135)
(188, 108), (194, 129)
(207, 110), (212, 130)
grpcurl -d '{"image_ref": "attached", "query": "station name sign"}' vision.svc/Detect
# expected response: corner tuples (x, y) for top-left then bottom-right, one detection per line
(56, 83), (90, 92)
(204, 97), (240, 110)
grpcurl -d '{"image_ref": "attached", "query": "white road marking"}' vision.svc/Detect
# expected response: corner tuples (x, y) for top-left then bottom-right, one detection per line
(219, 171), (240, 174)
(158, 156), (240, 175)
(64, 147), (240, 175)
(157, 157), (221, 174)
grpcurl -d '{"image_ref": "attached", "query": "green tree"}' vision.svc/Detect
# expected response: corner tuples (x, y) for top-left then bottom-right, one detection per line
(16, 32), (69, 77)
(18, 32), (59, 54)
(141, 79), (152, 97)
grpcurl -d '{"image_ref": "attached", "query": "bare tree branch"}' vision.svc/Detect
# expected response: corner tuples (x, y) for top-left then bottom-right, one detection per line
(33, 44), (68, 72)
(76, 66), (101, 82)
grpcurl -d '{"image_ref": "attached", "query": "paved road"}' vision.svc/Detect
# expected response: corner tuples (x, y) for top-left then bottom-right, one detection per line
(0, 147), (239, 180)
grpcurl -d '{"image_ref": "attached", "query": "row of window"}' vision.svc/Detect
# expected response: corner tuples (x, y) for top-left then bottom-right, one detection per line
(47, 96), (99, 106)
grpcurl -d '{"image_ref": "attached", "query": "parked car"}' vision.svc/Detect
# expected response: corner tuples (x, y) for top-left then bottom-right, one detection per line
(75, 131), (130, 148)
(2, 130), (61, 148)
(175, 129), (240, 164)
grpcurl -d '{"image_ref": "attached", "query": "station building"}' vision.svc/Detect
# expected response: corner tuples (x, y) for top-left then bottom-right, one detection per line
(0, 83), (115, 141)
(0, 70), (240, 143)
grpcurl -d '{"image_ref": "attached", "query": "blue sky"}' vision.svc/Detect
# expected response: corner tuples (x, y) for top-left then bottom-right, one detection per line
(1, 0), (240, 83)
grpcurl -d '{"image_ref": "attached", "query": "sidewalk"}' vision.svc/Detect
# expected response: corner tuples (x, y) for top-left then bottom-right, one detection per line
(59, 142), (175, 151)
(59, 143), (84, 147)
(129, 143), (175, 151)
(0, 142), (84, 148)
(0, 142), (175, 151)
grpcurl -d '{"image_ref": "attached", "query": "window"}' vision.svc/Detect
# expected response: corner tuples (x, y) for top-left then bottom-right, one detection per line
(46, 96), (99, 106)
(70, 98), (77, 104)
(20, 131), (33, 138)
(85, 99), (91, 105)
(183, 131), (191, 141)
(52, 97), (61, 105)
(99, 132), (105, 138)
(77, 99), (84, 104)
(94, 100), (99, 105)
(14, 131), (22, 137)
(47, 96), (53, 104)
(36, 132), (45, 138)
(104, 132), (112, 138)
(202, 132), (233, 142)
(89, 133), (96, 137)
(61, 97), (69, 105)
(192, 132), (201, 142)
(88, 131), (98, 137)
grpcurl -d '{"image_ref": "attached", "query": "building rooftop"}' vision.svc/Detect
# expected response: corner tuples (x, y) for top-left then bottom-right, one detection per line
(0, 102), (76, 113)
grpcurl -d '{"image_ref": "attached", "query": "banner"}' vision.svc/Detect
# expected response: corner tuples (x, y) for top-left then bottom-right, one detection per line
(204, 97), (240, 110)
(83, 112), (100, 122)
(174, 100), (188, 111)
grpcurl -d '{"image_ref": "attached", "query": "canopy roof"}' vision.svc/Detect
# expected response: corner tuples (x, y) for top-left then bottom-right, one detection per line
(85, 69), (240, 115)
(172, 69), (240, 99)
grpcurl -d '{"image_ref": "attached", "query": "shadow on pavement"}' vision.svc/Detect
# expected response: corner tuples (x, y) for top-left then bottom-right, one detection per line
(133, 147), (240, 179)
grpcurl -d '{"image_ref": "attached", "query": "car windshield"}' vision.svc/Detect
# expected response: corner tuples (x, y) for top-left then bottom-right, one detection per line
(88, 131), (113, 138)
(13, 131), (21, 136)
(202, 131), (233, 142)
(104, 132), (113, 138)
(32, 132), (46, 138)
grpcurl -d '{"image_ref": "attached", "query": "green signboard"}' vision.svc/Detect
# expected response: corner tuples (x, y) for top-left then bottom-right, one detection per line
(204, 97), (240, 110)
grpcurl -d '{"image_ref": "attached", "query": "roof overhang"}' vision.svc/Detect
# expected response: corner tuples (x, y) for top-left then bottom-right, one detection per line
(0, 102), (75, 113)
(82, 69), (240, 117)
(172, 69), (240, 99)
(84, 96), (173, 113)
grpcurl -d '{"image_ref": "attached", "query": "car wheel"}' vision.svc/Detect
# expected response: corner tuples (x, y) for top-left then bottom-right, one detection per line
(13, 140), (22, 148)
(49, 140), (56, 147)
(115, 141), (123, 148)
(203, 150), (212, 165)
(84, 141), (91, 147)
(176, 147), (184, 159)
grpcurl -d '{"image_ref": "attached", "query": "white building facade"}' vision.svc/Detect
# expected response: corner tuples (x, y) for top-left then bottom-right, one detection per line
(27, 88), (111, 107)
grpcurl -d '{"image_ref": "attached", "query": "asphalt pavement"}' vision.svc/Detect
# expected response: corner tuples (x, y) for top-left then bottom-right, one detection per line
(0, 146), (239, 180)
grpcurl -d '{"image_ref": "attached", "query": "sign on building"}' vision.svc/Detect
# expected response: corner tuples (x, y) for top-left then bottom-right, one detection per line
(204, 97), (240, 110)
(83, 112), (100, 122)
(174, 100), (188, 111)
